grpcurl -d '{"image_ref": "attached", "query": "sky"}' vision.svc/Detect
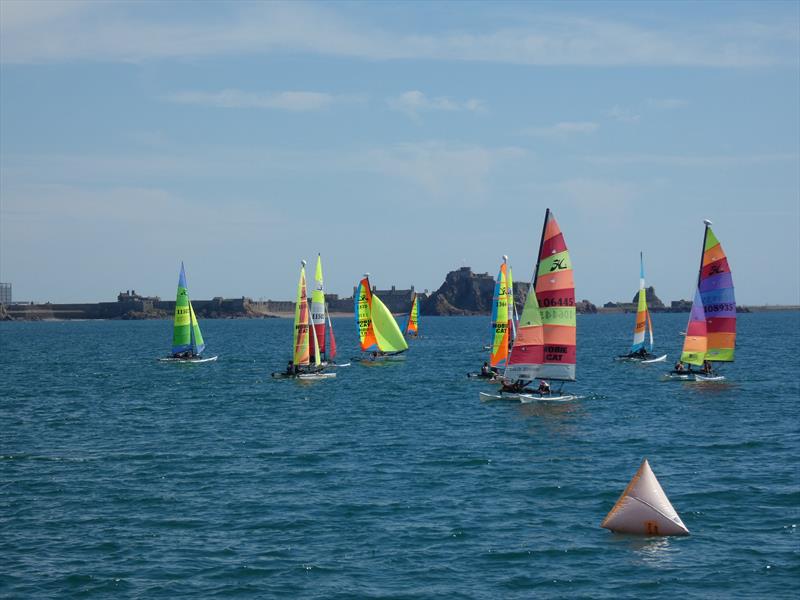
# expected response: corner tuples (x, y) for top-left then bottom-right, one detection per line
(1, 0), (798, 305)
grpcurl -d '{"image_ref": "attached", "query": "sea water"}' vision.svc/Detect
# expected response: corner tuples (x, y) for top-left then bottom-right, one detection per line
(1, 312), (798, 598)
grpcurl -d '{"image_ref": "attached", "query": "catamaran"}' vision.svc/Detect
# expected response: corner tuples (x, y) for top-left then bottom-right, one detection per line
(480, 209), (577, 402)
(403, 291), (420, 339)
(356, 274), (409, 360)
(309, 254), (348, 368)
(272, 260), (335, 380)
(616, 253), (666, 363)
(469, 256), (511, 379)
(159, 262), (217, 363)
(664, 219), (735, 381)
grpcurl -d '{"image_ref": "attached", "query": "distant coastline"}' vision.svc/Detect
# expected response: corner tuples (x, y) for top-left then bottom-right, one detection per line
(1, 266), (796, 321)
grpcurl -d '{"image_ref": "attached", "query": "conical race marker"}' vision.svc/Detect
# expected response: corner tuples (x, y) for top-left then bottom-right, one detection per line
(601, 458), (689, 536)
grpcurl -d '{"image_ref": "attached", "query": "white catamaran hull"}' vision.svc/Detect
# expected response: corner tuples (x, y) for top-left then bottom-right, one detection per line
(479, 391), (524, 402)
(661, 372), (725, 382)
(158, 355), (218, 363)
(641, 354), (667, 364)
(519, 393), (578, 403)
(615, 354), (667, 364)
(271, 371), (337, 380)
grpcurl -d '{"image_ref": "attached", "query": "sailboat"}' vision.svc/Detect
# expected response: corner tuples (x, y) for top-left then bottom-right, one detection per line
(469, 256), (511, 379)
(664, 219), (735, 381)
(615, 253), (667, 363)
(309, 254), (348, 367)
(403, 291), (420, 339)
(480, 209), (577, 402)
(356, 274), (409, 360)
(159, 262), (217, 363)
(272, 260), (335, 380)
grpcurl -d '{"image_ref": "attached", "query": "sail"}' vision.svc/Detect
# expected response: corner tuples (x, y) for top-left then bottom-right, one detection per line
(699, 224), (736, 362)
(326, 307), (337, 361)
(490, 261), (510, 368)
(355, 277), (378, 352)
(507, 265), (517, 342)
(171, 262), (194, 355)
(371, 294), (409, 352)
(309, 254), (326, 358)
(534, 209), (576, 381)
(188, 301), (205, 355)
(601, 458), (689, 536)
(504, 269), (544, 381)
(631, 253), (650, 353)
(404, 292), (419, 337)
(310, 312), (322, 367)
(680, 288), (707, 366)
(293, 264), (310, 366)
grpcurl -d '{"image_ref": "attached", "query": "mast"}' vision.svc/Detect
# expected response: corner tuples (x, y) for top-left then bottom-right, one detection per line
(698, 219), (711, 288)
(533, 208), (550, 288)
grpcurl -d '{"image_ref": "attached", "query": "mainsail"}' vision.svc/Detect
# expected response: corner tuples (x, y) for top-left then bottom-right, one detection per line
(490, 259), (510, 369)
(680, 288), (707, 366)
(355, 276), (409, 354)
(309, 254), (326, 359)
(404, 292), (420, 337)
(171, 262), (206, 356)
(293, 262), (311, 366)
(698, 222), (736, 362)
(506, 209), (576, 381)
(631, 252), (654, 354)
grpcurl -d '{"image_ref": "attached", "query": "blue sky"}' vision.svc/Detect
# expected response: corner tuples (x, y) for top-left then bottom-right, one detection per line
(1, 0), (798, 305)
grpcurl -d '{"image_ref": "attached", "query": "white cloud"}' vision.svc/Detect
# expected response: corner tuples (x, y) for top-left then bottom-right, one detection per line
(1, 2), (796, 67)
(605, 105), (641, 123)
(388, 91), (485, 118)
(164, 89), (359, 111)
(647, 98), (689, 110)
(585, 153), (799, 167)
(523, 121), (599, 138)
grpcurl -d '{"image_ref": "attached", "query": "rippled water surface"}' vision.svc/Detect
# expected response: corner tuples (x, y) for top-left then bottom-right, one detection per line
(2, 312), (798, 598)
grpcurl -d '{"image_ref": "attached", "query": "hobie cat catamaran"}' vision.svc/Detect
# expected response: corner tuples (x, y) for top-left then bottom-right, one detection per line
(469, 256), (511, 379)
(616, 253), (666, 363)
(403, 291), (420, 339)
(480, 209), (578, 402)
(272, 260), (335, 380)
(356, 274), (408, 360)
(159, 262), (217, 363)
(664, 219), (735, 381)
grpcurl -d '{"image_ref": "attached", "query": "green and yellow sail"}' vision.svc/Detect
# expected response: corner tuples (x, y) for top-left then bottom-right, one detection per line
(171, 262), (205, 356)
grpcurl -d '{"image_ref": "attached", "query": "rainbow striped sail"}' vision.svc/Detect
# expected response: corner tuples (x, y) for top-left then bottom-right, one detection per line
(699, 222), (735, 362)
(631, 252), (654, 354)
(309, 254), (326, 359)
(680, 288), (707, 366)
(171, 262), (206, 356)
(404, 292), (420, 338)
(355, 276), (408, 354)
(506, 209), (575, 381)
(293, 262), (311, 366)
(490, 259), (510, 369)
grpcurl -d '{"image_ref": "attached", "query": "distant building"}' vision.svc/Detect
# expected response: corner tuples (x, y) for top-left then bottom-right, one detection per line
(0, 283), (11, 304)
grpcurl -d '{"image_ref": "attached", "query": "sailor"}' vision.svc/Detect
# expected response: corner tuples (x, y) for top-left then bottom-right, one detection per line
(674, 361), (684, 372)
(500, 379), (530, 394)
(537, 380), (551, 395)
(702, 360), (712, 374)
(286, 361), (295, 375)
(480, 362), (492, 377)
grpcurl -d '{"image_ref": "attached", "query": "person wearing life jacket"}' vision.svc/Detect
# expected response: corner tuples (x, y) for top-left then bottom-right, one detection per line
(537, 380), (551, 395)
